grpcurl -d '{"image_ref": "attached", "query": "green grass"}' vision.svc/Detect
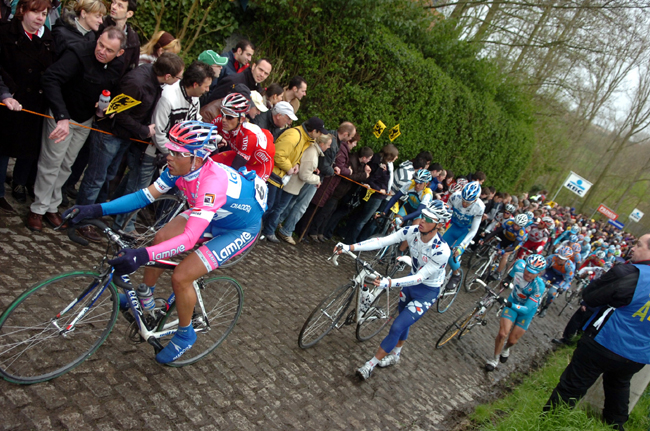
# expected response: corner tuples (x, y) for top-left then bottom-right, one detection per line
(470, 345), (650, 431)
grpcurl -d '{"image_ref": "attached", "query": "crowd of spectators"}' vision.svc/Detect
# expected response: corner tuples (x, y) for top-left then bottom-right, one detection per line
(0, 0), (641, 250)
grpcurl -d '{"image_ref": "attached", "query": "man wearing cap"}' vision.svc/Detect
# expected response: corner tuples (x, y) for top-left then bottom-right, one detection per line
(262, 117), (325, 242)
(252, 101), (297, 139)
(210, 92), (276, 181)
(198, 50), (228, 106)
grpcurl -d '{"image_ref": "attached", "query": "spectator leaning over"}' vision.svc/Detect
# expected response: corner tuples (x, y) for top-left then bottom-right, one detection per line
(51, 0), (105, 57)
(391, 151), (432, 195)
(348, 144), (399, 244)
(251, 100), (296, 140)
(97, 0), (138, 75)
(544, 234), (650, 430)
(275, 134), (333, 245)
(0, 0), (56, 214)
(88, 53), (184, 237)
(138, 30), (180, 65)
(263, 83), (284, 108)
(151, 60), (214, 160)
(282, 75), (307, 114)
(220, 38), (254, 78)
(247, 90), (268, 120)
(207, 57), (272, 105)
(28, 26), (124, 232)
(302, 122), (357, 239)
(317, 144), (374, 242)
(262, 116), (326, 241)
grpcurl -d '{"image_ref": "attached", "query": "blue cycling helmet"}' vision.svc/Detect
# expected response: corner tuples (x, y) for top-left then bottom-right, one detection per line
(526, 254), (546, 274)
(461, 181), (481, 202)
(167, 120), (219, 158)
(571, 243), (581, 254)
(570, 225), (580, 234)
(578, 234), (585, 241)
(413, 169), (432, 183)
(557, 245), (573, 260)
(569, 234), (579, 243)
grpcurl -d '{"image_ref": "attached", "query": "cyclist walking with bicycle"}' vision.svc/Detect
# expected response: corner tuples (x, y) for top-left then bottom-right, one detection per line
(538, 246), (575, 317)
(485, 254), (547, 371)
(443, 181), (486, 291)
(480, 213), (529, 281)
(334, 201), (452, 380)
(63, 120), (266, 364)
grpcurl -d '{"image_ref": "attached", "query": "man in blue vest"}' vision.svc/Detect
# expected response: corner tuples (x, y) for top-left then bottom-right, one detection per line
(544, 233), (650, 430)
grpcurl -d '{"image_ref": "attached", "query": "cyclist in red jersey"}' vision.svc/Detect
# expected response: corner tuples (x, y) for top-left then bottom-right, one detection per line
(211, 93), (275, 181)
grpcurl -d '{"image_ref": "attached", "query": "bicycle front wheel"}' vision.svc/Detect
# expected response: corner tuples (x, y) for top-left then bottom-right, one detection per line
(437, 277), (460, 313)
(356, 287), (395, 342)
(298, 282), (355, 349)
(0, 271), (118, 384)
(435, 305), (479, 349)
(163, 277), (244, 367)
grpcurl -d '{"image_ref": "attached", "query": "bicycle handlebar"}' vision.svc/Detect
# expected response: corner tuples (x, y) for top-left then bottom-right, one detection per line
(329, 248), (383, 280)
(113, 274), (135, 291)
(65, 217), (131, 250)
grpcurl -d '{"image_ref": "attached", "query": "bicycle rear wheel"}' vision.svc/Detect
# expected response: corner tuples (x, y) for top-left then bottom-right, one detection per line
(120, 194), (187, 248)
(162, 277), (244, 366)
(0, 271), (118, 384)
(355, 287), (395, 341)
(298, 282), (355, 349)
(435, 305), (479, 348)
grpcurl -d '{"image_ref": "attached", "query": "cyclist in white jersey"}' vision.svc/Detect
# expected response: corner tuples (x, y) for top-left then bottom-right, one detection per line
(335, 200), (452, 380)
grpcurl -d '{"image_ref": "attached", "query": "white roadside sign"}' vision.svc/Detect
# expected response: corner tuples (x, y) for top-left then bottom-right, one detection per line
(630, 208), (644, 223)
(563, 171), (593, 198)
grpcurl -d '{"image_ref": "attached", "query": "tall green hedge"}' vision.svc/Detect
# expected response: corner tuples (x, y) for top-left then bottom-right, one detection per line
(236, 0), (536, 190)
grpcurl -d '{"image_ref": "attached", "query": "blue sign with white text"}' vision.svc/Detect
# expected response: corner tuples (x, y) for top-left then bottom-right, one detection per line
(608, 219), (624, 229)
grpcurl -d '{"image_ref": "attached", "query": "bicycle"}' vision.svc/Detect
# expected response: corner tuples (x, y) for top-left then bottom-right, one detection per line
(464, 238), (503, 293)
(435, 279), (505, 348)
(436, 249), (464, 313)
(298, 248), (409, 349)
(0, 218), (244, 384)
(558, 272), (592, 316)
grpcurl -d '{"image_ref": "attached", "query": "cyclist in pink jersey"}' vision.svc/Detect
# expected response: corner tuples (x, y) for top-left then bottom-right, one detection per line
(64, 121), (266, 363)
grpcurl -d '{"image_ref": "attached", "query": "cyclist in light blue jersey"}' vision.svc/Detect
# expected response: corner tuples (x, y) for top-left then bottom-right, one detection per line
(442, 181), (485, 291)
(486, 254), (546, 371)
(553, 224), (580, 246)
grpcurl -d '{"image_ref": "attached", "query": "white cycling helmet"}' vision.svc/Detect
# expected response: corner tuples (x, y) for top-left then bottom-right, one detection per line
(421, 200), (452, 224)
(514, 214), (528, 227)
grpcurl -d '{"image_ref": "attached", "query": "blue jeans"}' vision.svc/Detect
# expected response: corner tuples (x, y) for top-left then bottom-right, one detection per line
(262, 187), (294, 236)
(77, 130), (131, 206)
(278, 183), (317, 236)
(347, 197), (384, 244)
(113, 145), (158, 231)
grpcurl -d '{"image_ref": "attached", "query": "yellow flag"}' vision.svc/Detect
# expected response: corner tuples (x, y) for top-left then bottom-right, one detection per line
(389, 124), (401, 142)
(390, 202), (400, 214)
(363, 188), (375, 201)
(373, 120), (386, 138)
(105, 93), (142, 115)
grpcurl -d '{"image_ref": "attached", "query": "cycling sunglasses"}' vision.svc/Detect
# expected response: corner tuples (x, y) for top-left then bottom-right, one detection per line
(422, 215), (438, 224)
(168, 150), (192, 158)
(221, 109), (240, 121)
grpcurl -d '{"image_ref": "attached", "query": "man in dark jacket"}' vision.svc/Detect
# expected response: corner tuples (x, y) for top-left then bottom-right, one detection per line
(207, 58), (272, 104)
(544, 234), (650, 430)
(97, 0), (139, 75)
(220, 39), (254, 78)
(75, 52), (185, 241)
(28, 27), (125, 232)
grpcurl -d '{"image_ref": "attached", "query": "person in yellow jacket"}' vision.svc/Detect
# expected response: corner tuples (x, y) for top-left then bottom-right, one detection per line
(262, 116), (326, 240)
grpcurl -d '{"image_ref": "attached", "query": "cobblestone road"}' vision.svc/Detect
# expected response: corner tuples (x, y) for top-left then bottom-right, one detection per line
(0, 212), (571, 430)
